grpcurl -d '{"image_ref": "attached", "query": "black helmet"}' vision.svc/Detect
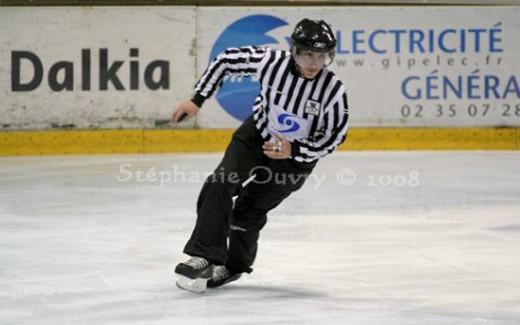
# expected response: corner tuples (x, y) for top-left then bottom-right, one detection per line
(291, 18), (336, 53)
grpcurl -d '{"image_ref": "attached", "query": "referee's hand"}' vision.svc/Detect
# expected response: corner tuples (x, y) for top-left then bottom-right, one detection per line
(172, 100), (200, 123)
(263, 134), (292, 159)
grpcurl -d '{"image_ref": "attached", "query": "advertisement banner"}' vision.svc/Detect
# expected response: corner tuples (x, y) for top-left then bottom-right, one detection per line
(0, 7), (196, 130)
(196, 7), (520, 128)
(2, 6), (519, 130)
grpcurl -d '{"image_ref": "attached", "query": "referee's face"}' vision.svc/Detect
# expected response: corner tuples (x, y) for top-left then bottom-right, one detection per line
(294, 50), (330, 79)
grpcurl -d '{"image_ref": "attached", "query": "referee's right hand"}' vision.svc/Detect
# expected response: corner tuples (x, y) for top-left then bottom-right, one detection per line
(172, 100), (200, 123)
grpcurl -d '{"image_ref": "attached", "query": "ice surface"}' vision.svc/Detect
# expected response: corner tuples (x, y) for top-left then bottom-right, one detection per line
(1, 152), (519, 324)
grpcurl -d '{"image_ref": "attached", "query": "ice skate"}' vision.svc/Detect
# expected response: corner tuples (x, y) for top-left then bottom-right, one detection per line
(207, 265), (241, 289)
(175, 256), (213, 293)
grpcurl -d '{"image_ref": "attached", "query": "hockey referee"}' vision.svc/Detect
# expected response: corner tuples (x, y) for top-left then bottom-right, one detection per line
(173, 18), (350, 292)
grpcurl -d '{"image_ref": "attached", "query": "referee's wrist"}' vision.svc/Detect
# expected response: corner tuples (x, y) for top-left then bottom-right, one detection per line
(290, 141), (300, 159)
(191, 92), (206, 108)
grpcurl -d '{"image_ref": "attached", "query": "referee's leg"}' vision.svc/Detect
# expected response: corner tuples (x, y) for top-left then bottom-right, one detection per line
(226, 159), (316, 273)
(183, 118), (264, 265)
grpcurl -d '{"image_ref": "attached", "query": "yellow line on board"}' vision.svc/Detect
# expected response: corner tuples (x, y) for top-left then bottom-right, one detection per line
(342, 128), (520, 150)
(0, 128), (518, 156)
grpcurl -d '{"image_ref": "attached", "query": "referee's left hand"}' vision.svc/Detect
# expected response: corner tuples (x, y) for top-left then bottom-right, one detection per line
(263, 134), (292, 159)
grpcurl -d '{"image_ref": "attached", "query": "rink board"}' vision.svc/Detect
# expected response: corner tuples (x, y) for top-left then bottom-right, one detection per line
(1, 6), (520, 130)
(195, 7), (520, 129)
(1, 6), (520, 156)
(0, 127), (519, 156)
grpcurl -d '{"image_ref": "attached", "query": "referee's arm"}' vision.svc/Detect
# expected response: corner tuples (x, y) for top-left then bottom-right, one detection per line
(292, 91), (350, 163)
(191, 46), (267, 107)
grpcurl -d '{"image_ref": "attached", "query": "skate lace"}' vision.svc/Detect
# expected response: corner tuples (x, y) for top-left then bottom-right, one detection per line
(185, 257), (209, 270)
(212, 266), (230, 281)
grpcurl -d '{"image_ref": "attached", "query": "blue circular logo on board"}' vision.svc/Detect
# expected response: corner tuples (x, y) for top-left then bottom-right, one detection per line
(209, 15), (289, 121)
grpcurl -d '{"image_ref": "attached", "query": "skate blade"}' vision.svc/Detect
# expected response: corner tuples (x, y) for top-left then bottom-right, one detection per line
(176, 275), (208, 294)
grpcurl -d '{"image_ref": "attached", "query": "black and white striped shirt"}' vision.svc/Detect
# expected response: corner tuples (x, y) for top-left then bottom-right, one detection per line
(192, 46), (350, 163)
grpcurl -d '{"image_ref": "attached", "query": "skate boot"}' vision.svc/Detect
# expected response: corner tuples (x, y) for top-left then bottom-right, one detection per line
(207, 265), (242, 289)
(175, 256), (213, 293)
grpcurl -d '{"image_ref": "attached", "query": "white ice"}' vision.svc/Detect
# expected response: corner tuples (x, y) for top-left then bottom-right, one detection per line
(1, 151), (519, 324)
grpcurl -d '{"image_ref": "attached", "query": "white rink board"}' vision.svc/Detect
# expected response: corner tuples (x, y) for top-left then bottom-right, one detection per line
(196, 7), (520, 128)
(1, 6), (519, 130)
(0, 7), (196, 130)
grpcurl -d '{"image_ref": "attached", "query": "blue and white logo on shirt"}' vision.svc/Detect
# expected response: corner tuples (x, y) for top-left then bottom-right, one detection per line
(270, 112), (310, 140)
(276, 113), (301, 133)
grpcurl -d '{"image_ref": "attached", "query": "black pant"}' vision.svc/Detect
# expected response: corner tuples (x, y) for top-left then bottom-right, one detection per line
(183, 117), (316, 274)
